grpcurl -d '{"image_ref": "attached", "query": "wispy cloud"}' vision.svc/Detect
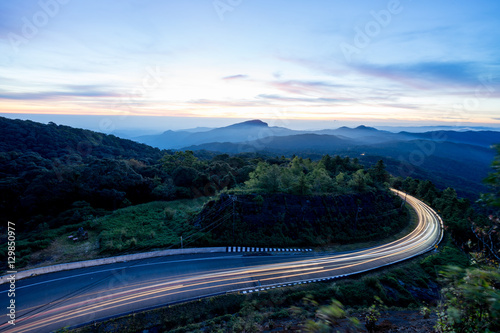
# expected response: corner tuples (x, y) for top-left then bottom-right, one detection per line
(377, 103), (423, 110)
(257, 94), (350, 104)
(187, 99), (270, 107)
(0, 85), (120, 100)
(269, 79), (345, 95)
(350, 61), (485, 89)
(222, 74), (249, 80)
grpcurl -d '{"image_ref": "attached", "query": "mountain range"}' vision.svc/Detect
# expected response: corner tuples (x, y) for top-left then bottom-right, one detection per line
(134, 120), (499, 199)
(0, 116), (497, 200)
(135, 120), (499, 150)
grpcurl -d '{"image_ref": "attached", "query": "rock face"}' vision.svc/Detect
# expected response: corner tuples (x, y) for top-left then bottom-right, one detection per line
(196, 190), (407, 247)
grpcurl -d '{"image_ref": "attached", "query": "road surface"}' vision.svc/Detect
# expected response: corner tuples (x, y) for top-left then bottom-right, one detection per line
(0, 190), (442, 332)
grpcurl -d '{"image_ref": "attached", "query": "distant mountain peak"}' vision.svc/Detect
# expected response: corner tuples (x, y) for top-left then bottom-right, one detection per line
(355, 125), (377, 131)
(227, 119), (268, 128)
(336, 125), (377, 131)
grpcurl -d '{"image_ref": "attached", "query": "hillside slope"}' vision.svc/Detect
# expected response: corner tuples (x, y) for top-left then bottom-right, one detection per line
(0, 117), (164, 161)
(196, 191), (408, 247)
(0, 117), (168, 232)
(184, 131), (497, 198)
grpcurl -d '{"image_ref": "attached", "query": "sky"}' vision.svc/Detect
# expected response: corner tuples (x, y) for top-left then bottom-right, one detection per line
(1, 0), (500, 132)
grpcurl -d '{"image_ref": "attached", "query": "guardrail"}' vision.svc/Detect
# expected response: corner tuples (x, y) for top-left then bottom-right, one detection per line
(226, 246), (312, 253)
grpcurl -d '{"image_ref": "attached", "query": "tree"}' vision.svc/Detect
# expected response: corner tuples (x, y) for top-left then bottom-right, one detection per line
(290, 156), (306, 176)
(402, 177), (419, 194)
(245, 162), (283, 193)
(161, 151), (200, 172)
(293, 173), (312, 195)
(481, 144), (500, 209)
(308, 166), (333, 194)
(320, 154), (334, 174)
(348, 169), (371, 192)
(436, 266), (500, 333)
(369, 159), (389, 184)
(335, 172), (347, 188)
(260, 164), (283, 193)
(172, 166), (199, 187)
(417, 180), (438, 204)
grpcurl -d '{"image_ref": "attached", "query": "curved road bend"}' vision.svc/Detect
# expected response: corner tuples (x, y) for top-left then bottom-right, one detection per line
(0, 190), (442, 333)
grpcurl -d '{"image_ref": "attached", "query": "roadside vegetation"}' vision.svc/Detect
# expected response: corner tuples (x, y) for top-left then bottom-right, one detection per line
(18, 198), (210, 267)
(3, 133), (407, 270)
(72, 146), (500, 332)
(3, 118), (499, 332)
(70, 236), (469, 333)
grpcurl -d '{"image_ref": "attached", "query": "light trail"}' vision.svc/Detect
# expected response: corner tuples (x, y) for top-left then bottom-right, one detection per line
(0, 190), (442, 333)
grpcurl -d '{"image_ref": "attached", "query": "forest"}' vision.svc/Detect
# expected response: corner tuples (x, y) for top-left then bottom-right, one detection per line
(1, 116), (500, 332)
(0, 117), (408, 267)
(1, 117), (499, 266)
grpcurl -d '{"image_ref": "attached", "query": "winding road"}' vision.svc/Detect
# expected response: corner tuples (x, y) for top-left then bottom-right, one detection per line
(0, 190), (442, 333)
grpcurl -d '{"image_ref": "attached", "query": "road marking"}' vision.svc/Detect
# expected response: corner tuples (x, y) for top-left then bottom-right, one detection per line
(0, 255), (244, 293)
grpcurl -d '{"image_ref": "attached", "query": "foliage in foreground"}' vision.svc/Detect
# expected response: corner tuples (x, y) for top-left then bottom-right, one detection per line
(435, 266), (500, 333)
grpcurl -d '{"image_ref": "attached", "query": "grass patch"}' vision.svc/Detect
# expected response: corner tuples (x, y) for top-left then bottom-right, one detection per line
(95, 198), (211, 255)
(20, 198), (211, 269)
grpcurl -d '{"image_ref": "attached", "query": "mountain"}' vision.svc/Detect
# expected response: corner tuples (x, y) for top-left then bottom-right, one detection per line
(135, 121), (399, 149)
(358, 139), (495, 196)
(401, 130), (500, 148)
(315, 125), (406, 144)
(179, 127), (214, 133)
(184, 133), (350, 154)
(377, 125), (500, 133)
(180, 122), (498, 198)
(134, 119), (301, 149)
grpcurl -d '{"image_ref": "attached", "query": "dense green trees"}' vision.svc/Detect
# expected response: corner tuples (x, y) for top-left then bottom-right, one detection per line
(244, 156), (388, 195)
(482, 144), (500, 208)
(197, 190), (407, 247)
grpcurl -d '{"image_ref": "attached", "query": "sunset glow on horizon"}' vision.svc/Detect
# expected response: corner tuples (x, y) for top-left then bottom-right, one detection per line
(1, 0), (500, 129)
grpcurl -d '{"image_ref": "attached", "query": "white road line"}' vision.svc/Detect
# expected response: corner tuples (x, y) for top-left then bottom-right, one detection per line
(0, 255), (243, 293)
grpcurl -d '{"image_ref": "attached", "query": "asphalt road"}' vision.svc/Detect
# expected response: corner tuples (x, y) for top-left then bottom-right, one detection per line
(0, 190), (442, 333)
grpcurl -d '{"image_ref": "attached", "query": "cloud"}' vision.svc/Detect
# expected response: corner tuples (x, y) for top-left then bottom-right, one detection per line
(269, 79), (345, 95)
(276, 56), (348, 77)
(350, 61), (484, 89)
(387, 25), (455, 44)
(222, 74), (249, 80)
(187, 99), (270, 107)
(378, 103), (423, 110)
(0, 85), (120, 100)
(278, 55), (500, 94)
(257, 94), (350, 104)
(273, 71), (282, 79)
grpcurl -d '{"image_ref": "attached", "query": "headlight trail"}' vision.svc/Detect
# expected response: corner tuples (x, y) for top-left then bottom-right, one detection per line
(0, 189), (442, 333)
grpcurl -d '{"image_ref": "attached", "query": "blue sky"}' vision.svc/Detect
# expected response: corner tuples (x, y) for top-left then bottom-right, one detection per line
(1, 0), (500, 130)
